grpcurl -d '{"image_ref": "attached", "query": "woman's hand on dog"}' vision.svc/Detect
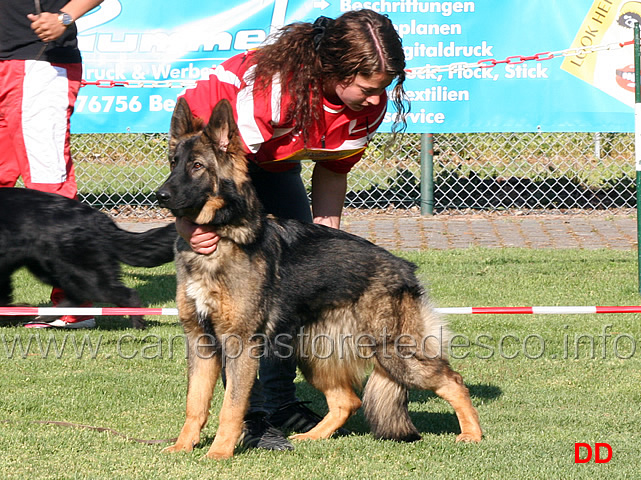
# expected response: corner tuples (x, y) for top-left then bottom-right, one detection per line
(176, 217), (220, 254)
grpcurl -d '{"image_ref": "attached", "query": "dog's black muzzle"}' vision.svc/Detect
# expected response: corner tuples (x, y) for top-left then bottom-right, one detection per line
(155, 187), (172, 208)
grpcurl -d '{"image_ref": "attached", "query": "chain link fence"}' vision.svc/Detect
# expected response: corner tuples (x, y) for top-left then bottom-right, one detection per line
(70, 131), (636, 218)
(432, 132), (636, 212)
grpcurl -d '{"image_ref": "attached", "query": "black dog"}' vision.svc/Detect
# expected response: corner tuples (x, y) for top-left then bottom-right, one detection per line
(0, 187), (176, 328)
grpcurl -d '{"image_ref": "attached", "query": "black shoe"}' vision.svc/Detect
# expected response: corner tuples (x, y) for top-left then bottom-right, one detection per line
(238, 412), (294, 451)
(268, 401), (351, 436)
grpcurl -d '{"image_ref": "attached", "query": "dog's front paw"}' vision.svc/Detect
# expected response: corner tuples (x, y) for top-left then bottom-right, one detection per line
(204, 445), (235, 460)
(131, 315), (146, 330)
(162, 438), (197, 453)
(290, 431), (326, 441)
(455, 431), (482, 443)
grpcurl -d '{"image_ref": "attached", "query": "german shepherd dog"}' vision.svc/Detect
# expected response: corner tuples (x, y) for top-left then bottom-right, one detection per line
(156, 98), (482, 459)
(0, 187), (176, 328)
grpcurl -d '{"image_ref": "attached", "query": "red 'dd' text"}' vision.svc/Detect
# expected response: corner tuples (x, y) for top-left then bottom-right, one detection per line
(574, 443), (612, 464)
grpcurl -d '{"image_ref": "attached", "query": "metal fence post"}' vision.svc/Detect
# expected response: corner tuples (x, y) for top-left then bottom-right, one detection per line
(635, 22), (641, 294)
(420, 133), (434, 216)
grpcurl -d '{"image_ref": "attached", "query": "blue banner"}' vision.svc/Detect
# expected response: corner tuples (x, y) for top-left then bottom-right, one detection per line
(71, 0), (637, 134)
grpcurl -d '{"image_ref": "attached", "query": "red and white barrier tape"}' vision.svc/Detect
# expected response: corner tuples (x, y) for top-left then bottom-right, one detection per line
(435, 306), (641, 315)
(0, 307), (178, 317)
(1, 306), (641, 316)
(79, 40), (634, 89)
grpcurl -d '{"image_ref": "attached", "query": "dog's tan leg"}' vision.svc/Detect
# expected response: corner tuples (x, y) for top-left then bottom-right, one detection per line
(205, 336), (259, 460)
(291, 386), (361, 441)
(164, 338), (222, 453)
(433, 369), (482, 443)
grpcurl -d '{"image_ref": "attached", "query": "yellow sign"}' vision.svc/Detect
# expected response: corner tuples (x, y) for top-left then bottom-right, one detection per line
(561, 0), (641, 107)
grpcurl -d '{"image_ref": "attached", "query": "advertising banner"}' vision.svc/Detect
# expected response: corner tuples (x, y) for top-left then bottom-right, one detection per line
(72, 0), (637, 134)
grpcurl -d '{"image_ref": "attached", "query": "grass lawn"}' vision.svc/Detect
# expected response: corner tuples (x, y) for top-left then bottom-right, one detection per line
(0, 248), (639, 479)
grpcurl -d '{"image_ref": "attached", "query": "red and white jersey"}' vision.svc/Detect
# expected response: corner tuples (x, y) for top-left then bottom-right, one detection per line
(180, 51), (387, 173)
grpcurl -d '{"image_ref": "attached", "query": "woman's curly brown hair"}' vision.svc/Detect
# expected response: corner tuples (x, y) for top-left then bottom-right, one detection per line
(247, 9), (408, 142)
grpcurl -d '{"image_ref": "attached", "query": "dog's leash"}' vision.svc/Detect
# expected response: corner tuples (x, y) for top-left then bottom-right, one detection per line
(2, 419), (178, 445)
(31, 0), (49, 64)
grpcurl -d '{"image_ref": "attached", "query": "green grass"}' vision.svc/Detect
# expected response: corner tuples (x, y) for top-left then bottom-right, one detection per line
(1, 249), (640, 479)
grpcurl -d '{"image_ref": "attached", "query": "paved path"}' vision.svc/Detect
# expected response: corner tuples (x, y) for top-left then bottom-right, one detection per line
(340, 213), (638, 251)
(118, 213), (639, 251)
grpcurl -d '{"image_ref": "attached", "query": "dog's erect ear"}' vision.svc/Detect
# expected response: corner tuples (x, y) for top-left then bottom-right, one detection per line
(170, 97), (199, 139)
(169, 98), (206, 156)
(203, 99), (241, 153)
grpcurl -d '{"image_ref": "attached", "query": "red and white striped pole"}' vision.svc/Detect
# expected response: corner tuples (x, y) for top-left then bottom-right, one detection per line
(1, 306), (641, 317)
(435, 305), (641, 315)
(0, 307), (178, 317)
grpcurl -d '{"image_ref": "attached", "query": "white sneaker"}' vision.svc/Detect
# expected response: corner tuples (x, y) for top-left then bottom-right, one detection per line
(24, 317), (96, 329)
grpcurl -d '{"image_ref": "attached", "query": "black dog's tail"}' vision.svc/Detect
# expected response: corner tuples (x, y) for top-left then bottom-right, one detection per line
(107, 222), (177, 267)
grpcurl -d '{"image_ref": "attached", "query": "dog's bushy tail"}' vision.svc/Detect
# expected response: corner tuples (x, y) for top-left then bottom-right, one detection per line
(108, 223), (177, 267)
(362, 295), (450, 442)
(362, 365), (421, 442)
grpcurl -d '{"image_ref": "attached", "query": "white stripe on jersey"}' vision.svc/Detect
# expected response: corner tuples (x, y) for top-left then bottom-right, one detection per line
(236, 65), (263, 153)
(236, 67), (285, 154)
(213, 64), (241, 88)
(271, 72), (282, 125)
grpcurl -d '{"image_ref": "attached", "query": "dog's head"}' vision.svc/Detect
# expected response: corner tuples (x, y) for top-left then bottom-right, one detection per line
(156, 98), (262, 239)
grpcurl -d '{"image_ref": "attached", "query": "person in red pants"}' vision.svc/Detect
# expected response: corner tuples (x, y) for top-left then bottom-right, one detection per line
(0, 0), (104, 328)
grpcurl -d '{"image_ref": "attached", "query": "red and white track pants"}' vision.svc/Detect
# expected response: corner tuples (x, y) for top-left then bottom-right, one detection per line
(0, 59), (81, 199)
